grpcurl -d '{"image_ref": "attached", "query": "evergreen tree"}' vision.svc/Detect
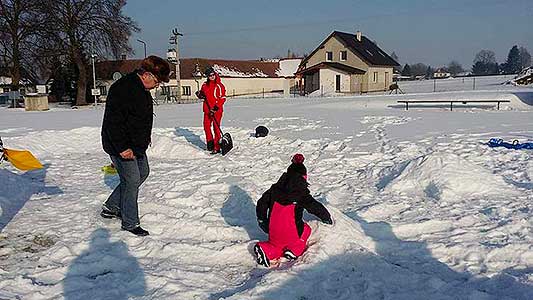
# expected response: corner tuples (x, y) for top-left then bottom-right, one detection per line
(401, 64), (411, 77)
(425, 66), (433, 79)
(503, 45), (521, 74)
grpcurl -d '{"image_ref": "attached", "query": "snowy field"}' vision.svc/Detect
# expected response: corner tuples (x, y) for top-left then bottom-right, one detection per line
(0, 76), (533, 299)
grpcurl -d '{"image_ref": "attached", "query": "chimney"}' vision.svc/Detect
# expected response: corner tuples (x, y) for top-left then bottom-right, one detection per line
(356, 31), (362, 42)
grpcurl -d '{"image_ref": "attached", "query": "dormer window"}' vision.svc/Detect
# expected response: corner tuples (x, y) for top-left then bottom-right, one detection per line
(340, 50), (347, 61)
(326, 51), (333, 61)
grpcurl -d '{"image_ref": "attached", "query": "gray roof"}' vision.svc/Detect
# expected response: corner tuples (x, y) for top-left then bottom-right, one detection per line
(302, 31), (399, 67)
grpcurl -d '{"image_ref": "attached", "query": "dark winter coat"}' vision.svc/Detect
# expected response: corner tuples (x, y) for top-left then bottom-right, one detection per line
(101, 72), (153, 156)
(256, 171), (332, 237)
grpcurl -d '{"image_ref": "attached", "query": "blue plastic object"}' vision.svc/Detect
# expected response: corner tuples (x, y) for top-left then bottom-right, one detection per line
(488, 138), (533, 150)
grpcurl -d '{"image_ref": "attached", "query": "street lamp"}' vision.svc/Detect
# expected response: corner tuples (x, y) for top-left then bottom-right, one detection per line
(192, 63), (203, 91)
(91, 52), (98, 107)
(136, 39), (147, 58)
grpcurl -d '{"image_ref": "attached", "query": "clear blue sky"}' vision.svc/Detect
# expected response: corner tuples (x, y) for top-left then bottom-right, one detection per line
(124, 0), (533, 69)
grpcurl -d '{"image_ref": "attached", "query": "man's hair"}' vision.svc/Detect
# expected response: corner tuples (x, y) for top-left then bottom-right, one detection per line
(138, 55), (170, 83)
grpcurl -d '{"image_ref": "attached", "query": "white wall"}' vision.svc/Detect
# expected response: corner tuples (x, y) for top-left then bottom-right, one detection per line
(319, 69), (350, 93)
(99, 77), (293, 101)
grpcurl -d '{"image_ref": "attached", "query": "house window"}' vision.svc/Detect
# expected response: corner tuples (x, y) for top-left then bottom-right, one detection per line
(373, 72), (378, 83)
(340, 51), (347, 61)
(98, 86), (107, 96)
(326, 51), (333, 61)
(182, 86), (191, 96)
(161, 86), (170, 95)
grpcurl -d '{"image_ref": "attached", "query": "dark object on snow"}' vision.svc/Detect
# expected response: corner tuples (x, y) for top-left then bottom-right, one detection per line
(488, 138), (533, 150)
(255, 126), (269, 138)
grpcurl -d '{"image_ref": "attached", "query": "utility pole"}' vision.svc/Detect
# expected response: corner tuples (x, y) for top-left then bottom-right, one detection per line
(170, 28), (183, 102)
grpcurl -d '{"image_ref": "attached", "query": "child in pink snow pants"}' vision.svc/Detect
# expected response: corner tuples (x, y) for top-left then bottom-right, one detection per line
(254, 154), (332, 267)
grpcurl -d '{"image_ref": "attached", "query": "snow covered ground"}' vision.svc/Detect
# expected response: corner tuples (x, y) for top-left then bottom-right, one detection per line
(0, 76), (533, 299)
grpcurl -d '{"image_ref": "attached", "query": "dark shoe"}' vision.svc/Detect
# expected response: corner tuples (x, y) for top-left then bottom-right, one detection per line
(122, 226), (150, 236)
(206, 140), (214, 151)
(254, 244), (270, 268)
(210, 149), (221, 155)
(100, 207), (121, 219)
(283, 249), (297, 261)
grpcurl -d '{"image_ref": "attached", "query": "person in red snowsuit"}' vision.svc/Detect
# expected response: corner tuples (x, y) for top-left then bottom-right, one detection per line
(254, 154), (333, 267)
(196, 68), (226, 154)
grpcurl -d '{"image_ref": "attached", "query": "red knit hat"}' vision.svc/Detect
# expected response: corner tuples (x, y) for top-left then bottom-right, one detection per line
(287, 153), (306, 175)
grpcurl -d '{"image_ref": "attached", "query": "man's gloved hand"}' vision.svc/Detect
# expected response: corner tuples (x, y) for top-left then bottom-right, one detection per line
(208, 110), (215, 117)
(322, 217), (334, 225)
(213, 105), (219, 111)
(258, 219), (269, 233)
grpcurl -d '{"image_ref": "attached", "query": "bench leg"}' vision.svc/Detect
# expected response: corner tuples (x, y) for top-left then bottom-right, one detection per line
(450, 102), (453, 111)
(406, 102), (409, 111)
(497, 102), (500, 110)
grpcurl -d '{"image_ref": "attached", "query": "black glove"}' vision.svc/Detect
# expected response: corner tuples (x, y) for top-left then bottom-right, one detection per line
(195, 90), (206, 99)
(258, 219), (269, 233)
(213, 105), (219, 111)
(322, 217), (333, 225)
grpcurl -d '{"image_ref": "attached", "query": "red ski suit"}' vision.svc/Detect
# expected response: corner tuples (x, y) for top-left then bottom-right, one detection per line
(199, 73), (226, 151)
(256, 172), (332, 261)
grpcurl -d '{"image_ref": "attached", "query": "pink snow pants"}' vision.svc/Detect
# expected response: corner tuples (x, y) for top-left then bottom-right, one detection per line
(256, 202), (312, 261)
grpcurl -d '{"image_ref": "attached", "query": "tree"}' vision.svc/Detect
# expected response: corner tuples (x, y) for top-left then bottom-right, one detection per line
(447, 61), (464, 76)
(425, 66), (434, 79)
(401, 64), (411, 77)
(502, 45), (521, 74)
(410, 63), (428, 76)
(472, 49), (499, 75)
(40, 0), (139, 106)
(519, 46), (531, 70)
(0, 0), (44, 90)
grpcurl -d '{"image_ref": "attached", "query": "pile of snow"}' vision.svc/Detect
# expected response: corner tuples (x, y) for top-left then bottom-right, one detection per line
(385, 153), (519, 202)
(275, 58), (301, 78)
(212, 64), (268, 78)
(507, 67), (533, 86)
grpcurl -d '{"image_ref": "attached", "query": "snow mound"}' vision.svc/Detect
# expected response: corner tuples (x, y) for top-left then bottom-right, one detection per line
(385, 153), (518, 201)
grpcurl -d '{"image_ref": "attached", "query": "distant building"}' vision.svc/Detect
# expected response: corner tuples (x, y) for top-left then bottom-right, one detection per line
(295, 31), (399, 94)
(433, 69), (451, 79)
(95, 57), (302, 102)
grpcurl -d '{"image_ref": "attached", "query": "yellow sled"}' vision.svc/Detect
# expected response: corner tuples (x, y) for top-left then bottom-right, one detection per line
(2, 148), (44, 171)
(101, 164), (118, 175)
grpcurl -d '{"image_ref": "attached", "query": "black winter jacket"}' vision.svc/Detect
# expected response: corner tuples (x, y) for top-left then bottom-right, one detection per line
(256, 171), (332, 236)
(101, 72), (153, 156)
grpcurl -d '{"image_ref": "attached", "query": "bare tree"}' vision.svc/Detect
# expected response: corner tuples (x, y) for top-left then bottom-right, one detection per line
(0, 0), (44, 89)
(40, 0), (139, 105)
(447, 61), (464, 76)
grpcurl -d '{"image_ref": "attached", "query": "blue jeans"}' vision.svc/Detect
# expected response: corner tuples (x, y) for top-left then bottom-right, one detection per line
(104, 153), (150, 230)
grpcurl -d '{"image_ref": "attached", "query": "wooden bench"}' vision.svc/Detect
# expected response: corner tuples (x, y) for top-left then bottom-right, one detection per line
(397, 100), (511, 111)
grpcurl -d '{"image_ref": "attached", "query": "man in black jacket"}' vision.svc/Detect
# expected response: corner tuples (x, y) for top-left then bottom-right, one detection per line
(101, 55), (170, 236)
